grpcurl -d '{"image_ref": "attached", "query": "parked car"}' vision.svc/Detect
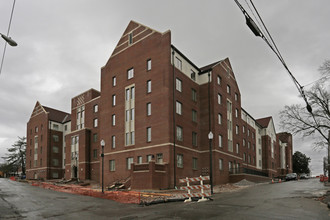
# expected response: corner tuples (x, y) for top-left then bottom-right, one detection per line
(299, 173), (309, 179)
(285, 173), (297, 181)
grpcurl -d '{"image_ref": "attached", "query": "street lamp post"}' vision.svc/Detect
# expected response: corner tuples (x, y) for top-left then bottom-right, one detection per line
(100, 139), (105, 193)
(208, 71), (214, 194)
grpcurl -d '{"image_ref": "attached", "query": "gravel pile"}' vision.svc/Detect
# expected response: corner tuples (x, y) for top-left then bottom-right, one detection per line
(233, 179), (256, 186)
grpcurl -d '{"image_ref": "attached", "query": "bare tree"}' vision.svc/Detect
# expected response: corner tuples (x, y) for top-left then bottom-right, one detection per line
(279, 60), (330, 149)
(2, 136), (26, 175)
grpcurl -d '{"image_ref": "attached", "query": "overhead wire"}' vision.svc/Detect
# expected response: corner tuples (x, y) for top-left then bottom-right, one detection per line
(0, 0), (17, 76)
(235, 0), (312, 112)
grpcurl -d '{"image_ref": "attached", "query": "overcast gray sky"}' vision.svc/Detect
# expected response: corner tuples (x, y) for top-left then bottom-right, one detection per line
(0, 0), (328, 175)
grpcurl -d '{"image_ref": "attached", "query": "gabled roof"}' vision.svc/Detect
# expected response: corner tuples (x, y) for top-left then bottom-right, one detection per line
(30, 101), (71, 124)
(200, 60), (223, 73)
(43, 106), (71, 123)
(256, 116), (272, 128)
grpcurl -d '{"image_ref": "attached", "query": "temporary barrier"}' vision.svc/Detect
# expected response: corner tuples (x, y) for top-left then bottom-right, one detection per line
(179, 175), (211, 202)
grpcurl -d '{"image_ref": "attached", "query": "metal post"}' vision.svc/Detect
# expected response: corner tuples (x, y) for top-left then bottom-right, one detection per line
(328, 130), (330, 182)
(101, 140), (105, 193)
(208, 72), (213, 194)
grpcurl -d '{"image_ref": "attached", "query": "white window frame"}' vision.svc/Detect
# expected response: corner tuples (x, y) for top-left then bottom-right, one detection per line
(147, 80), (152, 93)
(110, 160), (115, 171)
(93, 118), (98, 128)
(127, 68), (134, 79)
(112, 114), (116, 126)
(147, 102), (151, 116)
(147, 127), (151, 142)
(176, 101), (182, 115)
(147, 59), (151, 71)
(176, 78), (182, 92)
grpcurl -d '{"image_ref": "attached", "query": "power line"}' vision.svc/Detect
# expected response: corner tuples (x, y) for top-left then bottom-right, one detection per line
(0, 0), (17, 76)
(234, 0), (312, 113)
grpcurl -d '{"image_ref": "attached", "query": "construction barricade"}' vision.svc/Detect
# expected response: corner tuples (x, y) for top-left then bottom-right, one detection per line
(179, 175), (211, 202)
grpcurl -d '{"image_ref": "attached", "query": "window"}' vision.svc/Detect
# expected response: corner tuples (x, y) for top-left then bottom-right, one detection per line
(177, 154), (183, 168)
(218, 93), (222, 104)
(93, 149), (97, 159)
(248, 155), (251, 164)
(191, 89), (197, 102)
(235, 109), (238, 118)
(35, 126), (38, 133)
(112, 94), (116, 106)
(53, 135), (59, 142)
(243, 126), (245, 133)
(192, 109), (197, 122)
(229, 161), (232, 172)
(52, 172), (59, 179)
(176, 101), (182, 115)
(112, 115), (115, 126)
(219, 135), (223, 148)
(227, 85), (231, 94)
(218, 114), (222, 125)
(112, 76), (116, 87)
(126, 157), (133, 170)
(236, 125), (239, 135)
(146, 59), (152, 71)
(175, 57), (182, 70)
(192, 132), (197, 147)
(125, 133), (130, 145)
(93, 133), (98, 143)
(126, 88), (130, 100)
(111, 136), (115, 148)
(147, 127), (151, 142)
(217, 75), (221, 85)
(248, 129), (250, 136)
(235, 93), (238, 101)
(156, 153), (163, 164)
(131, 131), (135, 145)
(236, 143), (239, 153)
(191, 70), (196, 81)
(248, 142), (251, 149)
(126, 110), (130, 122)
(137, 156), (142, 164)
(110, 160), (115, 171)
(127, 68), (134, 79)
(52, 159), (59, 166)
(128, 32), (133, 45)
(53, 146), (59, 153)
(176, 126), (183, 141)
(147, 154), (153, 162)
(131, 87), (135, 99)
(131, 108), (135, 121)
(259, 149), (261, 155)
(147, 103), (151, 116)
(93, 118), (98, 128)
(192, 157), (198, 170)
(53, 124), (59, 130)
(219, 159), (223, 170)
(64, 125), (67, 131)
(243, 139), (246, 146)
(176, 78), (182, 92)
(147, 80), (152, 93)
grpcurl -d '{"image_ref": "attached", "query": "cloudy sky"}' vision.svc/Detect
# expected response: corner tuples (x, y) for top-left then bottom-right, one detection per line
(0, 0), (328, 175)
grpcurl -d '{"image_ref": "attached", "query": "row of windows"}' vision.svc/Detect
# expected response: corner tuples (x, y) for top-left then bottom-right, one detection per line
(216, 75), (239, 101)
(108, 153), (198, 171)
(111, 59), (152, 86)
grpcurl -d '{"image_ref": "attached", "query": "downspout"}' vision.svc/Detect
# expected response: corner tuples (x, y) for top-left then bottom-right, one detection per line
(172, 49), (176, 188)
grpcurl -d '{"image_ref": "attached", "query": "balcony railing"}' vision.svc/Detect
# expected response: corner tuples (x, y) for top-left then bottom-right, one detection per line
(229, 167), (268, 177)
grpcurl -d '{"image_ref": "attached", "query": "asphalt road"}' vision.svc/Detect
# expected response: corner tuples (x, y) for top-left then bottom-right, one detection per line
(0, 178), (329, 219)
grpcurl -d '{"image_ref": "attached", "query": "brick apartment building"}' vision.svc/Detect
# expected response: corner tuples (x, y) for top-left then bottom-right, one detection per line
(26, 21), (293, 189)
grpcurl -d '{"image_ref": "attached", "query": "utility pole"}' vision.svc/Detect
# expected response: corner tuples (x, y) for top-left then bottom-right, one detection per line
(328, 130), (330, 183)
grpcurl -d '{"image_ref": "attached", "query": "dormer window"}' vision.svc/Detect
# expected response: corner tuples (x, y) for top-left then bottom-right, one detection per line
(128, 33), (133, 45)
